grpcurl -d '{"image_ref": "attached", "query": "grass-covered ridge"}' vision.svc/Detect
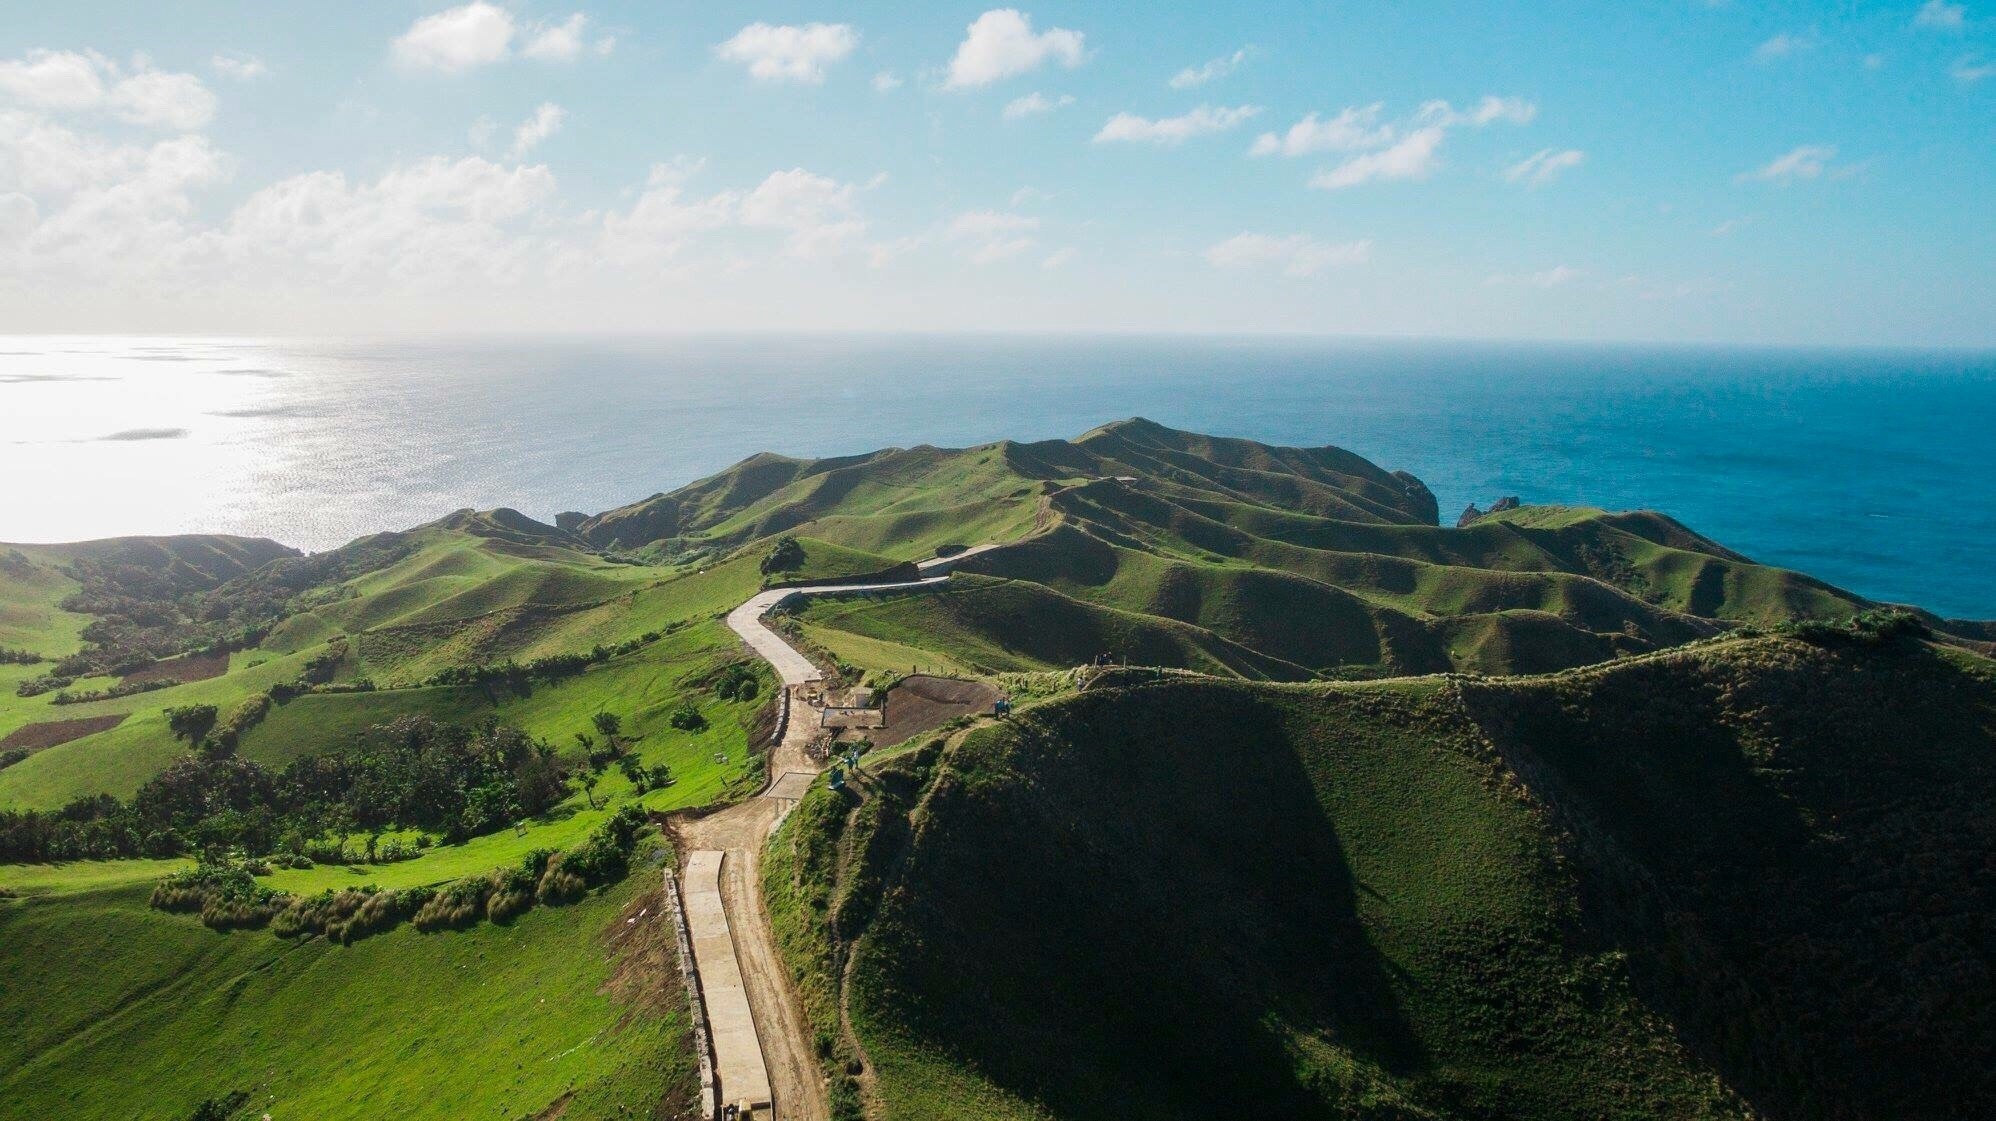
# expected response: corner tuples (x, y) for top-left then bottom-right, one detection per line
(768, 631), (1996, 1120)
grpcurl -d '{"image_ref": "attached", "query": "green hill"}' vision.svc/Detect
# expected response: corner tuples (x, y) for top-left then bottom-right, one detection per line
(767, 629), (1996, 1120)
(762, 419), (1872, 679)
(3, 418), (1988, 1121)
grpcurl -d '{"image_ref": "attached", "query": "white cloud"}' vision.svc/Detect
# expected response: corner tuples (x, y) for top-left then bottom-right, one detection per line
(1504, 147), (1584, 187)
(739, 168), (866, 256)
(468, 115), (498, 148)
(0, 108), (230, 273)
(1417, 95), (1537, 127)
(1204, 232), (1371, 277)
(509, 102), (564, 159)
(1310, 127), (1446, 189)
(223, 156), (557, 286)
(716, 22), (858, 84)
(600, 160), (736, 261)
(947, 208), (1040, 263)
(0, 50), (216, 130)
(1738, 144), (1838, 182)
(1952, 55), (1996, 81)
(1041, 246), (1077, 269)
(1710, 216), (1754, 237)
(1863, 52), (1887, 70)
(1916, 1), (1967, 29)
(392, 3), (515, 72)
(1003, 91), (1073, 119)
(1753, 32), (1815, 62)
(872, 70), (902, 92)
(522, 14), (589, 62)
(1249, 104), (1391, 157)
(1169, 46), (1251, 89)
(211, 54), (267, 81)
(1010, 185), (1051, 206)
(0, 50), (107, 112)
(945, 9), (1086, 89)
(1093, 104), (1259, 145)
(1486, 264), (1580, 288)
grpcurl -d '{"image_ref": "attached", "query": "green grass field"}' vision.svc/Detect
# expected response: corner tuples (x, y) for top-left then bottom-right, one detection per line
(0, 856), (694, 1121)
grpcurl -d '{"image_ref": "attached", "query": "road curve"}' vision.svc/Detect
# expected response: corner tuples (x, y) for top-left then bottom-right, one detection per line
(724, 544), (1006, 687)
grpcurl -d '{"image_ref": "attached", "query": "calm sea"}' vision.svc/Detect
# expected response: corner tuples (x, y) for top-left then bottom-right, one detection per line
(4, 335), (1992, 619)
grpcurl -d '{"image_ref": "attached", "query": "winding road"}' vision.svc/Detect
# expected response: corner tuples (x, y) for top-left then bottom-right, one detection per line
(674, 544), (1003, 1119)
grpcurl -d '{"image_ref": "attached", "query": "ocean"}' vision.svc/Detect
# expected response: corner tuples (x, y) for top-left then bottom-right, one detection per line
(3, 335), (1992, 619)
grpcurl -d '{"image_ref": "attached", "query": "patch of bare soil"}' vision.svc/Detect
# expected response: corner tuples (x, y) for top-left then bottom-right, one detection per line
(120, 649), (230, 685)
(1, 712), (127, 752)
(874, 674), (1000, 746)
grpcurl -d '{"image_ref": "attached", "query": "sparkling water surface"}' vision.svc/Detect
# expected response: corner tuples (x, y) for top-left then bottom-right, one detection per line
(3, 335), (1991, 619)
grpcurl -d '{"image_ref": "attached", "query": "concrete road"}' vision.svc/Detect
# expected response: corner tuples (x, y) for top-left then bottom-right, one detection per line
(723, 543), (1007, 686)
(680, 542), (1008, 1118)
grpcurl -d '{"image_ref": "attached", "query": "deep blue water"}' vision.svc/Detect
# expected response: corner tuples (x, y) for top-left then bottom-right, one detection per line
(4, 335), (1992, 619)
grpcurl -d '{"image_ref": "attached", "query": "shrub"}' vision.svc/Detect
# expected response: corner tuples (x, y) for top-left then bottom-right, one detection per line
(51, 678), (176, 705)
(714, 662), (762, 702)
(669, 703), (707, 732)
(536, 861), (586, 905)
(761, 535), (806, 576)
(166, 703), (220, 744)
(14, 673), (74, 697)
(187, 1090), (249, 1121)
(412, 878), (493, 932)
(151, 856), (288, 931)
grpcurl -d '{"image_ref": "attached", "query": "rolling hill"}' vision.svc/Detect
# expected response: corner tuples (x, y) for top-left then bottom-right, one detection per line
(3, 418), (1989, 1121)
(767, 626), (1996, 1121)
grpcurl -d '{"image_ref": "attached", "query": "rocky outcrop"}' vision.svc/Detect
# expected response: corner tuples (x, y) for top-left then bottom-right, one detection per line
(1457, 496), (1521, 527)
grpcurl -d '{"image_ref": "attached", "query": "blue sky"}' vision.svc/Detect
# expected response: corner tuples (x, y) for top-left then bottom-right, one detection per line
(1, 1), (1991, 343)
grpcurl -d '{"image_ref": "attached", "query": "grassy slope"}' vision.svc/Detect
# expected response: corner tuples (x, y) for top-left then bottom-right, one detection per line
(0, 529), (771, 809)
(769, 635), (1996, 1121)
(0, 865), (693, 1121)
(798, 574), (1309, 680)
(1459, 635), (1996, 1120)
(772, 680), (1740, 1121)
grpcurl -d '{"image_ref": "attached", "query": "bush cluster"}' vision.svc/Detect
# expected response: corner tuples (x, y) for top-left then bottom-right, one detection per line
(150, 857), (288, 931)
(1784, 608), (1933, 648)
(712, 661), (762, 702)
(50, 677), (178, 705)
(149, 807), (650, 942)
(0, 646), (43, 665)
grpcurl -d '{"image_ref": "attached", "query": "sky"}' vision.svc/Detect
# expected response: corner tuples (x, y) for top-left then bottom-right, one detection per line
(0, 1), (1991, 344)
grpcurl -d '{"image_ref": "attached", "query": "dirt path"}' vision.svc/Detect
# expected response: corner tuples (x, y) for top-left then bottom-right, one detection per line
(673, 547), (1008, 1119)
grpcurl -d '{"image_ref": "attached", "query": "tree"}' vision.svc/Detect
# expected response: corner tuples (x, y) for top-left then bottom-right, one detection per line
(580, 771), (600, 810)
(760, 535), (805, 576)
(512, 747), (566, 818)
(165, 703), (219, 744)
(590, 711), (623, 754)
